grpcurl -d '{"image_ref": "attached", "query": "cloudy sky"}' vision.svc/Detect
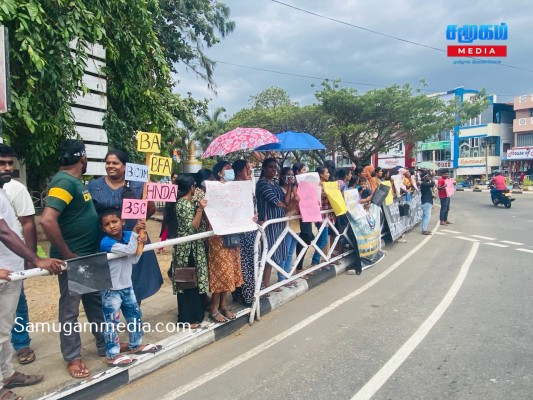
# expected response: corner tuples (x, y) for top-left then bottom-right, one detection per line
(174, 0), (532, 118)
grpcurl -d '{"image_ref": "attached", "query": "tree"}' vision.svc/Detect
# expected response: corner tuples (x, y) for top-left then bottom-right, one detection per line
(194, 106), (228, 151)
(0, 0), (233, 188)
(315, 80), (489, 165)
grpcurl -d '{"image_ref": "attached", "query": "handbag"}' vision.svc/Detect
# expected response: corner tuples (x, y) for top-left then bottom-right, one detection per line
(222, 233), (241, 248)
(371, 184), (390, 207)
(398, 202), (410, 217)
(168, 260), (198, 290)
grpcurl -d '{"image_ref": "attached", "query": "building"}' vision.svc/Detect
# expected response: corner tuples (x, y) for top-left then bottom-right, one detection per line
(505, 94), (533, 178)
(417, 87), (514, 177)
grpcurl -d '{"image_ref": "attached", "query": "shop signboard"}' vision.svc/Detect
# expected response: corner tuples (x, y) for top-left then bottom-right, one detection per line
(506, 147), (533, 160)
(458, 157), (485, 166)
(418, 141), (451, 151)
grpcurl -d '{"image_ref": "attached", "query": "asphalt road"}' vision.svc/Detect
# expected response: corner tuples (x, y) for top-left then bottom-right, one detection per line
(103, 191), (533, 400)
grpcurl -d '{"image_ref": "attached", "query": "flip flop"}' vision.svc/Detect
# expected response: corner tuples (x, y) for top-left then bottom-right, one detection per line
(16, 347), (36, 365)
(3, 372), (43, 389)
(220, 308), (237, 320)
(0, 388), (23, 400)
(129, 343), (162, 355)
(67, 359), (90, 379)
(209, 312), (228, 323)
(106, 355), (137, 368)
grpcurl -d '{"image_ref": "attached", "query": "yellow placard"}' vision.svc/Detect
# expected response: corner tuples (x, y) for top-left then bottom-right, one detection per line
(323, 182), (347, 216)
(148, 155), (172, 176)
(137, 131), (161, 153)
(381, 181), (394, 206)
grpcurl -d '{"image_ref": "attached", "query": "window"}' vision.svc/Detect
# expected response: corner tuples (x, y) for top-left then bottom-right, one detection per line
(503, 143), (511, 153)
(517, 133), (533, 147)
(469, 137), (480, 148)
(519, 95), (528, 103)
(529, 109), (533, 117)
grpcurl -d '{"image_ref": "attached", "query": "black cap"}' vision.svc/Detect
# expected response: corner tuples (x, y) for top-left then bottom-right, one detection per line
(58, 139), (86, 166)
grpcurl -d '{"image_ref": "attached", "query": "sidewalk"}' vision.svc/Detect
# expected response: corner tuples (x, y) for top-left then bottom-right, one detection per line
(13, 214), (361, 400)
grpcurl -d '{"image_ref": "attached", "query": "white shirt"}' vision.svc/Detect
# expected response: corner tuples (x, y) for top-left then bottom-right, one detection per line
(4, 180), (36, 234)
(0, 189), (25, 272)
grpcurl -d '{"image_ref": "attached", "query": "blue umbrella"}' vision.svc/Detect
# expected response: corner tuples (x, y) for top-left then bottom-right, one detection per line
(255, 131), (325, 151)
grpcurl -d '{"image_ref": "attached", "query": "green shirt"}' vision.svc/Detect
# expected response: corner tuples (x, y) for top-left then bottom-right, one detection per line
(46, 171), (99, 258)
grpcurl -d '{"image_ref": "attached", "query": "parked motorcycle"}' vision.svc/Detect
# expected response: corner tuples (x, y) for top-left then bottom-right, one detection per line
(489, 184), (514, 208)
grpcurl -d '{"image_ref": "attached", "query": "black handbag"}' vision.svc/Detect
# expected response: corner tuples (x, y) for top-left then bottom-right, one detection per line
(168, 255), (198, 290)
(398, 202), (410, 217)
(222, 234), (241, 248)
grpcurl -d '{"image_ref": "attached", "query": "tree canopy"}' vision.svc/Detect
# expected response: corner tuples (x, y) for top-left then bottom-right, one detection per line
(0, 0), (233, 187)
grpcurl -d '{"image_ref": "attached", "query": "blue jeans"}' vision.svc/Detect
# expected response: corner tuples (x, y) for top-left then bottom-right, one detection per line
(421, 202), (432, 232)
(11, 284), (31, 351)
(439, 197), (450, 222)
(311, 224), (329, 265)
(279, 234), (297, 281)
(101, 287), (143, 358)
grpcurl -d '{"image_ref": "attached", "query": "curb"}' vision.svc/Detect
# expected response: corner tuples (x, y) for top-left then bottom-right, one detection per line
(38, 255), (359, 399)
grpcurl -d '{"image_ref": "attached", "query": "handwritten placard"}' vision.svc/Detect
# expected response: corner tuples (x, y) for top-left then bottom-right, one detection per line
(445, 178), (456, 197)
(323, 181), (347, 216)
(137, 131), (161, 153)
(148, 155), (172, 176)
(121, 199), (147, 219)
(297, 181), (322, 223)
(344, 189), (367, 220)
(125, 163), (149, 182)
(204, 181), (257, 235)
(146, 183), (178, 201)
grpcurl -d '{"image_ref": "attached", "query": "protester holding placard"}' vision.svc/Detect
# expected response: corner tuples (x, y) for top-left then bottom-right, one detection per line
(310, 166), (335, 270)
(232, 160), (258, 306)
(206, 161), (244, 323)
(170, 175), (209, 328)
(293, 163), (314, 276)
(158, 173), (178, 253)
(279, 167), (300, 286)
(88, 150), (163, 303)
(256, 158), (287, 289)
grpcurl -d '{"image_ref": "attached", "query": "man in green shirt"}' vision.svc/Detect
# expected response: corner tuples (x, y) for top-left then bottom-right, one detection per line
(40, 140), (105, 379)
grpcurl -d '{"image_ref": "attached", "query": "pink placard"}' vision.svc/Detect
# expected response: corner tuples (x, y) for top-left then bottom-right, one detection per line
(445, 178), (455, 197)
(297, 181), (322, 223)
(146, 183), (178, 201)
(121, 199), (147, 219)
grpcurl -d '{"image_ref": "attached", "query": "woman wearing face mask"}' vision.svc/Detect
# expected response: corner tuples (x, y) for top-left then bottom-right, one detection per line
(256, 158), (287, 291)
(206, 161), (243, 322)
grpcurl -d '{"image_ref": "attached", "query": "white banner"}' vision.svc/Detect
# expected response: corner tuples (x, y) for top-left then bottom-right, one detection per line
(204, 181), (257, 235)
(507, 147), (533, 160)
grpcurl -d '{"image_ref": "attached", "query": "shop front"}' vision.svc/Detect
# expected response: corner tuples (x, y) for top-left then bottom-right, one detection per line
(506, 147), (533, 179)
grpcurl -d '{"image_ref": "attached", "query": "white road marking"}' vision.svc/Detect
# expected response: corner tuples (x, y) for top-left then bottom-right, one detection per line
(471, 235), (496, 240)
(484, 243), (509, 248)
(456, 236), (480, 242)
(516, 248), (533, 254)
(440, 229), (461, 234)
(158, 221), (442, 400)
(433, 232), (447, 235)
(500, 240), (524, 246)
(351, 243), (479, 400)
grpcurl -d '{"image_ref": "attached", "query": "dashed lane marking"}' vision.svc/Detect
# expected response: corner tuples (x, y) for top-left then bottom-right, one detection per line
(484, 243), (509, 248)
(516, 248), (533, 254)
(500, 240), (524, 246)
(433, 232), (447, 235)
(456, 236), (480, 242)
(440, 229), (461, 234)
(471, 235), (496, 240)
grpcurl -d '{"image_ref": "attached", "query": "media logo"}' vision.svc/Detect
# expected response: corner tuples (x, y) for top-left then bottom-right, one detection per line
(446, 23), (507, 58)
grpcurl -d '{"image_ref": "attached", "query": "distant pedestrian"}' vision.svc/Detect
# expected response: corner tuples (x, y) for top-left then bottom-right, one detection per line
(420, 173), (435, 235)
(437, 169), (451, 225)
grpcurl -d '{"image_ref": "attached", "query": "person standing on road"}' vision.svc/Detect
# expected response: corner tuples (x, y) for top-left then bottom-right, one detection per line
(40, 140), (106, 379)
(4, 177), (38, 365)
(0, 143), (64, 400)
(420, 173), (435, 235)
(437, 169), (451, 225)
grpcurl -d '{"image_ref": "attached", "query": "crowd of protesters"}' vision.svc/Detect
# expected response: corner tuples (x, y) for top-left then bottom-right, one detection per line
(0, 138), (449, 397)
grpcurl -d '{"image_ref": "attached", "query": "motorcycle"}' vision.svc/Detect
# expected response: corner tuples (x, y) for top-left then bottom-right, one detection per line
(489, 184), (514, 208)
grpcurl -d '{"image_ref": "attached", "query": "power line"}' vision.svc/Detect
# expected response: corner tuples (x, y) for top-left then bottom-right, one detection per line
(270, 0), (533, 74)
(213, 60), (522, 98)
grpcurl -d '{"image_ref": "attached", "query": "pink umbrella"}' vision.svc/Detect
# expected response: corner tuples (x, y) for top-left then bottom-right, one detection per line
(201, 127), (279, 158)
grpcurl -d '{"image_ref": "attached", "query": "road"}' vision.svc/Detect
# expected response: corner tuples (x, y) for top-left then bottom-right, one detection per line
(103, 191), (533, 400)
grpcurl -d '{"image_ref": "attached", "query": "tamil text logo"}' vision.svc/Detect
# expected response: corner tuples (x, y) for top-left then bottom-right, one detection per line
(446, 23), (507, 57)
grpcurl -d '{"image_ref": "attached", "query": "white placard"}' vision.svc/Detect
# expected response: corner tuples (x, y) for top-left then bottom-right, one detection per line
(125, 163), (149, 182)
(0, 27), (7, 114)
(204, 181), (257, 235)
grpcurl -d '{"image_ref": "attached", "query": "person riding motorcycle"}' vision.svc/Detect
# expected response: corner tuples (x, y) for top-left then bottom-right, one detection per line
(489, 172), (508, 202)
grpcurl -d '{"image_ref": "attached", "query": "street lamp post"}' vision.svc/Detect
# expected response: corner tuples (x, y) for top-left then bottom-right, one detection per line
(482, 138), (489, 178)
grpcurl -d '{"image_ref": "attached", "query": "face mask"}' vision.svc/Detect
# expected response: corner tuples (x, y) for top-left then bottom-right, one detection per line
(224, 169), (235, 182)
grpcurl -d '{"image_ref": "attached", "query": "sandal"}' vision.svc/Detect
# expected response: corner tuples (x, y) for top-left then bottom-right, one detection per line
(67, 359), (91, 379)
(129, 344), (162, 355)
(3, 371), (44, 389)
(0, 388), (23, 400)
(272, 287), (283, 292)
(209, 312), (227, 323)
(219, 308), (237, 320)
(16, 347), (36, 365)
(106, 355), (137, 368)
(422, 231), (432, 235)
